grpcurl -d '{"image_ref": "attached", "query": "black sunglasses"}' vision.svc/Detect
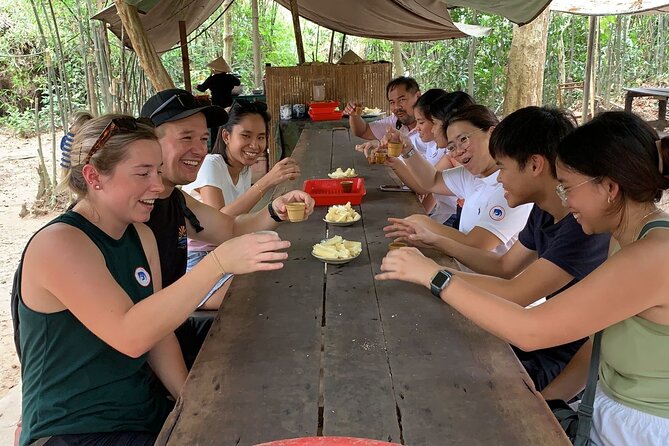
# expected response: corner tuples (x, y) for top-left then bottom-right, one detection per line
(233, 98), (268, 112)
(84, 117), (154, 165)
(148, 93), (198, 120)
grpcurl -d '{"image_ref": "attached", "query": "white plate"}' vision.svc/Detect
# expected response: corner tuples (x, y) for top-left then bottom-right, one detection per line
(323, 214), (361, 226)
(327, 174), (358, 179)
(311, 251), (361, 264)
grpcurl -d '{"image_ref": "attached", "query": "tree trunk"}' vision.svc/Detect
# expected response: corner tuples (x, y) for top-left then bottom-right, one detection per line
(582, 16), (597, 123)
(392, 41), (403, 77)
(223, 0), (234, 64)
(503, 8), (551, 116)
(328, 30), (335, 63)
(466, 11), (479, 97)
(603, 19), (615, 108)
(251, 0), (262, 87)
(114, 0), (174, 91)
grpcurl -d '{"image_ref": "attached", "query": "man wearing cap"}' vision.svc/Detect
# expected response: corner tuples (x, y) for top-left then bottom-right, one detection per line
(196, 56), (241, 109)
(141, 88), (313, 368)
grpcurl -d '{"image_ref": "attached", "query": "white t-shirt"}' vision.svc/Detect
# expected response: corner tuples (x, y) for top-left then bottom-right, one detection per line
(183, 154), (252, 252)
(369, 114), (413, 140)
(407, 133), (455, 223)
(442, 166), (532, 256)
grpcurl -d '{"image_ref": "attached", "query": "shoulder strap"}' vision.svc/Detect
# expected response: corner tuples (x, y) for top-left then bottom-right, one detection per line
(573, 331), (602, 446)
(11, 219), (62, 362)
(638, 220), (669, 239)
(175, 189), (204, 233)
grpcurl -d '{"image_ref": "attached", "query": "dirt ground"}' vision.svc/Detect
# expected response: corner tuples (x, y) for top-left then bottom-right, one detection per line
(0, 131), (55, 399)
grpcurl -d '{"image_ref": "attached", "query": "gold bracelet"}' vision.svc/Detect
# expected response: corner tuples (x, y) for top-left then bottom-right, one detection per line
(210, 250), (226, 275)
(253, 183), (264, 197)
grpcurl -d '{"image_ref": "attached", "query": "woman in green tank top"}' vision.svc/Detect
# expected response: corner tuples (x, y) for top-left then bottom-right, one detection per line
(377, 111), (669, 444)
(16, 115), (292, 446)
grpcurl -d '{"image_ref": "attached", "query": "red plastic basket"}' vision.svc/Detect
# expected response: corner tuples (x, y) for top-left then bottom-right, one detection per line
(303, 178), (366, 206)
(308, 101), (340, 110)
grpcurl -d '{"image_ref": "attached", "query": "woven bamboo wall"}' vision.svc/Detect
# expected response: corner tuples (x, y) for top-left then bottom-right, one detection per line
(265, 62), (392, 166)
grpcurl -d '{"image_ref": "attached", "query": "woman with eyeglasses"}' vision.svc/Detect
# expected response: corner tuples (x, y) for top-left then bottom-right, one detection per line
(378, 89), (463, 226)
(378, 111), (669, 445)
(384, 105), (532, 260)
(13, 115), (290, 446)
(182, 101), (299, 308)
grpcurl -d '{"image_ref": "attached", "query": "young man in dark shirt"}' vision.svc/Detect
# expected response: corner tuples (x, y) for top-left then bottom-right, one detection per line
(389, 107), (610, 394)
(140, 88), (313, 367)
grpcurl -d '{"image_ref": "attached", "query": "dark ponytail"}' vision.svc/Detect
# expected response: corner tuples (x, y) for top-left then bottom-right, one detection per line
(557, 111), (669, 205)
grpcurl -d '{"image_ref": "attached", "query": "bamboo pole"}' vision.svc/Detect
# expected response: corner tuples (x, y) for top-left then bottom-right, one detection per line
(46, 0), (73, 119)
(34, 96), (50, 201)
(179, 21), (192, 92)
(289, 0), (305, 64)
(582, 16), (597, 124)
(114, 0), (174, 91)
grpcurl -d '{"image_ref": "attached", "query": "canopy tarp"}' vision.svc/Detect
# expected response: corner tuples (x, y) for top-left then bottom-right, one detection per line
(95, 0), (552, 54)
(550, 0), (669, 15)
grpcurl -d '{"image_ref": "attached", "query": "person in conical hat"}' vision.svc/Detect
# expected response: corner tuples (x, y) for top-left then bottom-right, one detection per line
(197, 56), (240, 109)
(207, 56), (232, 73)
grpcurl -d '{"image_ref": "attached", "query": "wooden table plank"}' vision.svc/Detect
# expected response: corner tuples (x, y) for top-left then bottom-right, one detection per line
(320, 129), (401, 441)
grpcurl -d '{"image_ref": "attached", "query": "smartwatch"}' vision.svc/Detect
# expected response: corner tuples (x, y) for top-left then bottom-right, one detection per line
(430, 269), (452, 299)
(267, 202), (283, 222)
(402, 147), (416, 159)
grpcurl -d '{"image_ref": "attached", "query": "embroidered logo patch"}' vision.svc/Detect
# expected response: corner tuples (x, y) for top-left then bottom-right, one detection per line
(489, 206), (505, 221)
(134, 267), (151, 287)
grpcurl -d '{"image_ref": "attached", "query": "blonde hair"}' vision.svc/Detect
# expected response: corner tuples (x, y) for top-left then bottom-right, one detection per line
(60, 114), (157, 197)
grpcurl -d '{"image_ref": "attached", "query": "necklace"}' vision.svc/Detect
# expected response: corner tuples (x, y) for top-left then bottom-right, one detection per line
(632, 208), (662, 242)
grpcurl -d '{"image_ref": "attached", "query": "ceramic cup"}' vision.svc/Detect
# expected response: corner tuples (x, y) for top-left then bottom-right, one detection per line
(387, 142), (403, 157)
(375, 151), (387, 164)
(285, 202), (307, 222)
(388, 241), (407, 251)
(292, 103), (306, 119)
(280, 104), (293, 120)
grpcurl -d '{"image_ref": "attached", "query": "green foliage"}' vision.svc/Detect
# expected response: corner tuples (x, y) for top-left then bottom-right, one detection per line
(0, 0), (668, 136)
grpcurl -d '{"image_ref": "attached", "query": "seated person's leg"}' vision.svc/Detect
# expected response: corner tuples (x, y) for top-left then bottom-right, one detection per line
(175, 314), (214, 370)
(511, 345), (570, 392)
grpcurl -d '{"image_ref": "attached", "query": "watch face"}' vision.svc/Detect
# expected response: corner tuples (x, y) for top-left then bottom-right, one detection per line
(432, 271), (450, 288)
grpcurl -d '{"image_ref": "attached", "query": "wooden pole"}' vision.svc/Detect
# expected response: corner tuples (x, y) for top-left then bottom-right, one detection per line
(341, 33), (346, 59)
(392, 41), (403, 77)
(582, 15), (597, 124)
(328, 29), (335, 63)
(179, 20), (192, 92)
(289, 0), (305, 64)
(114, 0), (174, 91)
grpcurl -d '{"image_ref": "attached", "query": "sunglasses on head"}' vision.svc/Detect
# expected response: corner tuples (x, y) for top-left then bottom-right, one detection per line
(83, 117), (154, 165)
(233, 99), (268, 112)
(148, 93), (199, 120)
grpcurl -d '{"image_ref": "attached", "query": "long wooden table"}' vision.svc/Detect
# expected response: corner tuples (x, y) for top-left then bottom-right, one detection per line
(157, 129), (569, 445)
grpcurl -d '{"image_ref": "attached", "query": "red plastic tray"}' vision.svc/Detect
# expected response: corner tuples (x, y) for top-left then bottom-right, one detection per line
(308, 109), (344, 121)
(303, 178), (366, 206)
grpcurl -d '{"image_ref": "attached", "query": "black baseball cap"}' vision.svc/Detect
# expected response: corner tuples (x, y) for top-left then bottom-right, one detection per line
(140, 88), (228, 128)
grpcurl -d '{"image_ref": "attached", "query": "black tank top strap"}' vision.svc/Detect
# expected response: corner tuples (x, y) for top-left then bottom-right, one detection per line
(176, 188), (204, 233)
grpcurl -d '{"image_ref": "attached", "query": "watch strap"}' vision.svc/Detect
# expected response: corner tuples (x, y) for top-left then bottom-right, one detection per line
(267, 202), (283, 222)
(402, 147), (416, 159)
